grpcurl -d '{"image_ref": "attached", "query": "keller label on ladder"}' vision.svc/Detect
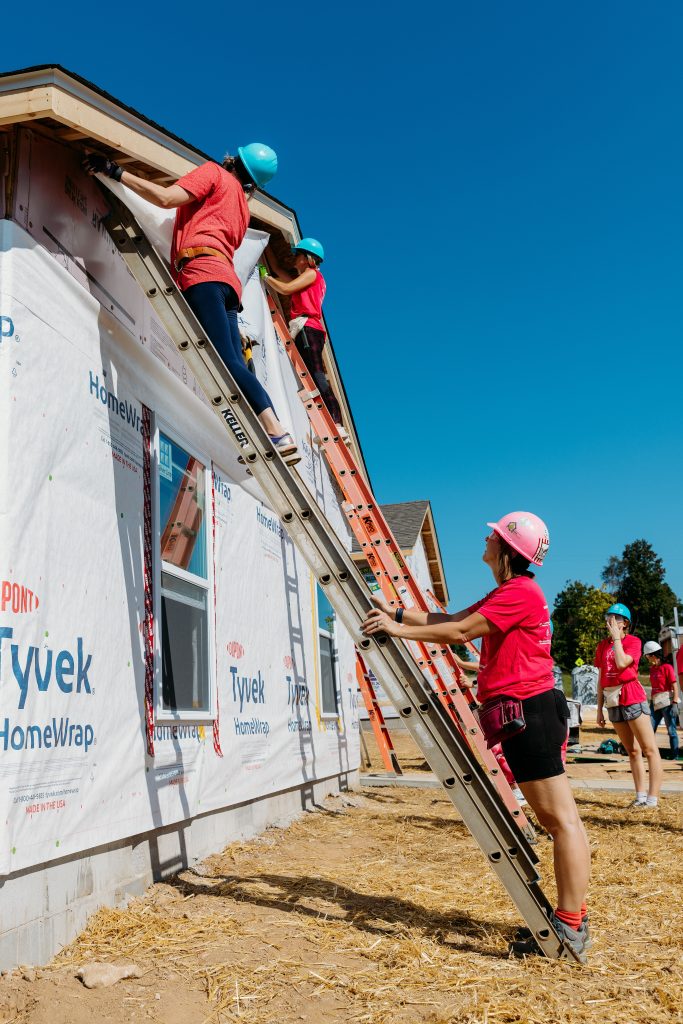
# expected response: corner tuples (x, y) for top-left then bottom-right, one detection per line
(220, 408), (249, 448)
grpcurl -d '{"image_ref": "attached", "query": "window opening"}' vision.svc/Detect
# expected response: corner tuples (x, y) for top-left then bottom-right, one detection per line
(317, 584), (339, 716)
(157, 430), (213, 718)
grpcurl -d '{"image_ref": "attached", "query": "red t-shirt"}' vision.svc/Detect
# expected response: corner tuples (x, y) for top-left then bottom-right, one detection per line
(677, 647), (683, 679)
(290, 269), (326, 331)
(594, 635), (646, 705)
(170, 162), (249, 300)
(650, 663), (677, 696)
(468, 576), (554, 702)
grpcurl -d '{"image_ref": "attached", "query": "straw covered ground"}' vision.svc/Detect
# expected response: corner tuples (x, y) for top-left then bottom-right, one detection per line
(2, 783), (683, 1024)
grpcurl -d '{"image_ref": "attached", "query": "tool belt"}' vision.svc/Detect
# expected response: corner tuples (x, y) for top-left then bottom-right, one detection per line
(174, 246), (229, 273)
(478, 696), (526, 748)
(653, 691), (672, 710)
(602, 684), (622, 709)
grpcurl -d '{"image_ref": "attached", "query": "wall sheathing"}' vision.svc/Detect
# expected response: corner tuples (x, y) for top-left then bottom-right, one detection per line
(0, 129), (359, 968)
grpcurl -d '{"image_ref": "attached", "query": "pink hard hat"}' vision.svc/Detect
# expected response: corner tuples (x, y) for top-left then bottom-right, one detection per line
(486, 512), (550, 566)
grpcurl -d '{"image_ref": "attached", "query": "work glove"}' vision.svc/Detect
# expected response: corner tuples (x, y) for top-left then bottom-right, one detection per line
(672, 701), (680, 722)
(258, 264), (270, 280)
(83, 154), (123, 181)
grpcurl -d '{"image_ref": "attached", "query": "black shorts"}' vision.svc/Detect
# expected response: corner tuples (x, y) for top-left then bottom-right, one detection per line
(500, 688), (569, 784)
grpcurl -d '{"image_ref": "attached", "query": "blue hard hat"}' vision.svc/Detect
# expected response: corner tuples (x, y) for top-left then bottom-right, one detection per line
(237, 143), (278, 189)
(606, 602), (631, 621)
(292, 237), (325, 262)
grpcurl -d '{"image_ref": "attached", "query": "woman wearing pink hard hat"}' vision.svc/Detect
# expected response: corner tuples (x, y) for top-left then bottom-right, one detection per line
(362, 512), (591, 962)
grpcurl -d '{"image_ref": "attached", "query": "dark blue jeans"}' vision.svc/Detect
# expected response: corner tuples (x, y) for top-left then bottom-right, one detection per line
(183, 281), (275, 417)
(650, 701), (680, 756)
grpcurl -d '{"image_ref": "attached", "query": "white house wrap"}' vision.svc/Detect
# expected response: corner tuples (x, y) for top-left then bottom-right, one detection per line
(0, 130), (359, 903)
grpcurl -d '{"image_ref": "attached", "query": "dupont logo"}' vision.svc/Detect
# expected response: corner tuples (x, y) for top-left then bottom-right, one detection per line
(1, 581), (39, 614)
(0, 317), (16, 340)
(227, 641), (244, 659)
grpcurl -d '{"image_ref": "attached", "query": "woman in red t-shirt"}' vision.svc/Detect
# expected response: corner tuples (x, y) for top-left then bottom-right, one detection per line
(595, 606), (662, 807)
(84, 146), (300, 465)
(645, 641), (680, 760)
(263, 239), (347, 441)
(362, 511), (591, 962)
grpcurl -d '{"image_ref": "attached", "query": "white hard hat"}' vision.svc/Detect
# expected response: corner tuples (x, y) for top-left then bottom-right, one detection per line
(643, 640), (662, 656)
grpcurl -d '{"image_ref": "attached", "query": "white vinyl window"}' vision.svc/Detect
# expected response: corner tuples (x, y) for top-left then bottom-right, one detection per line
(154, 424), (215, 720)
(316, 584), (339, 717)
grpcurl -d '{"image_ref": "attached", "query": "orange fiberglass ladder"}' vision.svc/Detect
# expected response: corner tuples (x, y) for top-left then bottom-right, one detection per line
(355, 651), (402, 774)
(266, 294), (530, 832)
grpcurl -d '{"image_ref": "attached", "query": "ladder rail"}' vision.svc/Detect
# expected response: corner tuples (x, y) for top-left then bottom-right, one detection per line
(100, 187), (577, 961)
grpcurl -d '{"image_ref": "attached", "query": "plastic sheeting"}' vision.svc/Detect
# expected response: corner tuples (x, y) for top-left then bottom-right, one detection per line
(0, 207), (359, 877)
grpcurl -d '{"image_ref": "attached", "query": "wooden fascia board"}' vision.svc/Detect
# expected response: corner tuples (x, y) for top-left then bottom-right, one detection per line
(0, 87), (55, 128)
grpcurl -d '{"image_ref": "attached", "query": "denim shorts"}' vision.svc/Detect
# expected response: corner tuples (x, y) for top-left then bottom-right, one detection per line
(608, 701), (649, 723)
(500, 688), (569, 783)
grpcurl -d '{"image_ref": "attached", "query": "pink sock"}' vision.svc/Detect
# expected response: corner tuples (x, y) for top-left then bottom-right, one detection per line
(555, 907), (583, 931)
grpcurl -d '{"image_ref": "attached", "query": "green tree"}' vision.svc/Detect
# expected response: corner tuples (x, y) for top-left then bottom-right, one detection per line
(552, 582), (614, 670)
(601, 540), (679, 643)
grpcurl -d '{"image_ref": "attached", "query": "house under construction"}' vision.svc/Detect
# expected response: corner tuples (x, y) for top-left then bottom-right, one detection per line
(0, 66), (453, 968)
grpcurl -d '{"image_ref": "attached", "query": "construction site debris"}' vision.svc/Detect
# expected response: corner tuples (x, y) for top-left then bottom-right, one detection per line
(75, 964), (143, 989)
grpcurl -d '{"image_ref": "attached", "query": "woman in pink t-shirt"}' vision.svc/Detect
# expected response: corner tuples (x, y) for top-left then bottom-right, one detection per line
(595, 607), (662, 806)
(263, 239), (347, 441)
(84, 146), (300, 466)
(645, 641), (680, 760)
(362, 512), (591, 962)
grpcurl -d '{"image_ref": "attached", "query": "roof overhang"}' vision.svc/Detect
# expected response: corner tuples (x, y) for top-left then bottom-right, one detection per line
(420, 504), (449, 607)
(0, 64), (295, 234)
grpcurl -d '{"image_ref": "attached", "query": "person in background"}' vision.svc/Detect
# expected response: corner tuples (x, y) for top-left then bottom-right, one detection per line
(644, 640), (680, 760)
(595, 605), (662, 807)
(362, 512), (591, 961)
(263, 239), (348, 443)
(84, 145), (300, 466)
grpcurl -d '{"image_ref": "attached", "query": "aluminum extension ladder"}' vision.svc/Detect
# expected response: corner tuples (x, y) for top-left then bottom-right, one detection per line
(101, 187), (578, 962)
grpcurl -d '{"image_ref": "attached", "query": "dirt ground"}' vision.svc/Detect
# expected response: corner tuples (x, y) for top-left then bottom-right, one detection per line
(2, 725), (683, 1024)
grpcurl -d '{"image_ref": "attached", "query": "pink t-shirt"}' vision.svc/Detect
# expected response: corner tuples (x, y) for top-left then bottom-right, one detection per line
(170, 162), (249, 300)
(650, 663), (676, 696)
(594, 635), (646, 705)
(290, 269), (326, 331)
(468, 576), (554, 702)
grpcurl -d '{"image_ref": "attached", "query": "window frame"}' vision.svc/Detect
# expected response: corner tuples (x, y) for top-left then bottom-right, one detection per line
(152, 415), (216, 723)
(316, 584), (339, 719)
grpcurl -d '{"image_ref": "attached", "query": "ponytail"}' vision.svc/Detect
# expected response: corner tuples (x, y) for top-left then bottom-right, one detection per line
(221, 154), (254, 192)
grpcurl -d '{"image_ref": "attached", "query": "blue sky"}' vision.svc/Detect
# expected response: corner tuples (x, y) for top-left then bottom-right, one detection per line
(5, 1), (682, 613)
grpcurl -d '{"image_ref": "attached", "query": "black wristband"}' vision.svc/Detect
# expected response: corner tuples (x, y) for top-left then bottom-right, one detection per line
(395, 607), (404, 623)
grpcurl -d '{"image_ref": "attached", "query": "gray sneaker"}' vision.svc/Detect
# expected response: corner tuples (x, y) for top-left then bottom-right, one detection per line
(515, 914), (591, 947)
(510, 913), (589, 963)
